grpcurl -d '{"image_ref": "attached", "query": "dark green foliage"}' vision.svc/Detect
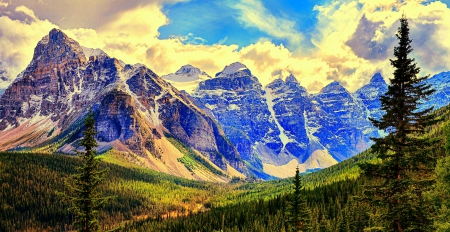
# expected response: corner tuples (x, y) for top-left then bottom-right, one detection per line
(122, 178), (369, 232)
(0, 151), (220, 231)
(428, 122), (450, 231)
(286, 167), (310, 232)
(360, 15), (437, 231)
(66, 111), (109, 232)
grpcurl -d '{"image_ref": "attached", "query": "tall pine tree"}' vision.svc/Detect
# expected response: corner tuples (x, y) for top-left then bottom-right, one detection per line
(287, 167), (310, 232)
(360, 15), (437, 231)
(66, 110), (109, 232)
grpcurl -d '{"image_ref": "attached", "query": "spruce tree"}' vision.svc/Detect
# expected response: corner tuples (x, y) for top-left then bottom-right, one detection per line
(67, 110), (109, 232)
(360, 15), (436, 231)
(287, 167), (310, 232)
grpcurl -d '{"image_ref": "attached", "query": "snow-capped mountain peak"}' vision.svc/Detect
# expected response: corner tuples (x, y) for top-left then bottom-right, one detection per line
(163, 64), (211, 82)
(216, 62), (250, 77)
(175, 64), (201, 76)
(161, 64), (212, 94)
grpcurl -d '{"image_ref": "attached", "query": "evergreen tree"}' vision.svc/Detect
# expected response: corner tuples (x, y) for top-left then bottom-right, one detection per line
(360, 15), (437, 231)
(287, 167), (310, 232)
(66, 110), (109, 232)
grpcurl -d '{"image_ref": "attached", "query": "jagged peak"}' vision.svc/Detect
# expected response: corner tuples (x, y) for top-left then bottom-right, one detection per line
(49, 28), (67, 43)
(285, 74), (298, 83)
(320, 80), (347, 93)
(216, 62), (250, 77)
(32, 28), (86, 63)
(369, 73), (386, 84)
(266, 78), (285, 88)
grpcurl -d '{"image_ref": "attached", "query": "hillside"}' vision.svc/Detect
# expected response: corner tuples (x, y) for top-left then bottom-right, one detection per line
(123, 103), (450, 231)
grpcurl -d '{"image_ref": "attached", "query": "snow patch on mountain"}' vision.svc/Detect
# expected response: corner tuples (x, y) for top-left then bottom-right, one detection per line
(82, 47), (107, 58)
(263, 83), (295, 149)
(217, 62), (248, 76)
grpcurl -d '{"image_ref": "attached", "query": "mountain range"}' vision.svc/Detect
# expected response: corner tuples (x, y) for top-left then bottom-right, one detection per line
(1, 29), (450, 180)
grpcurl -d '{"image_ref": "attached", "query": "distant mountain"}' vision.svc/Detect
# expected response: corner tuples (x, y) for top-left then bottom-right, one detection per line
(193, 63), (352, 178)
(0, 29), (247, 182)
(353, 73), (388, 122)
(162, 65), (211, 94)
(422, 71), (450, 111)
(192, 66), (450, 178)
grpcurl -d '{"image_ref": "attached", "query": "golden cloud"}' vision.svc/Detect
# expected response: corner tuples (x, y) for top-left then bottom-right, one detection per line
(1, 1), (450, 94)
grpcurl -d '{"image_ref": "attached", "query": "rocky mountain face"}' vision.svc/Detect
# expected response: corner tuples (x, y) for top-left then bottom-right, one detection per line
(312, 80), (374, 161)
(421, 71), (450, 111)
(191, 65), (398, 178)
(0, 29), (247, 182)
(192, 63), (281, 177)
(193, 64), (342, 178)
(191, 65), (450, 178)
(353, 73), (388, 121)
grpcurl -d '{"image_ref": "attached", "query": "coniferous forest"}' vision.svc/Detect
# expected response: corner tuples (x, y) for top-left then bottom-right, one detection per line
(1, 99), (449, 231)
(1, 16), (450, 232)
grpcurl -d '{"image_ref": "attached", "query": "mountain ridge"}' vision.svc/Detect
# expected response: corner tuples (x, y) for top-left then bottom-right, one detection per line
(0, 29), (248, 181)
(1, 28), (450, 180)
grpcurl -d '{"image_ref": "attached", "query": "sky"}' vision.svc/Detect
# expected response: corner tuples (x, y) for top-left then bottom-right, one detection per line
(1, 0), (450, 93)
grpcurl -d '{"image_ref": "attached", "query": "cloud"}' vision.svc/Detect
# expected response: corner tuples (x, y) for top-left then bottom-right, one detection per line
(238, 41), (337, 91)
(169, 33), (208, 45)
(0, 6), (57, 88)
(217, 36), (228, 45)
(229, 0), (304, 51)
(15, 5), (38, 22)
(1, 0), (190, 29)
(309, 0), (450, 91)
(1, 0), (450, 95)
